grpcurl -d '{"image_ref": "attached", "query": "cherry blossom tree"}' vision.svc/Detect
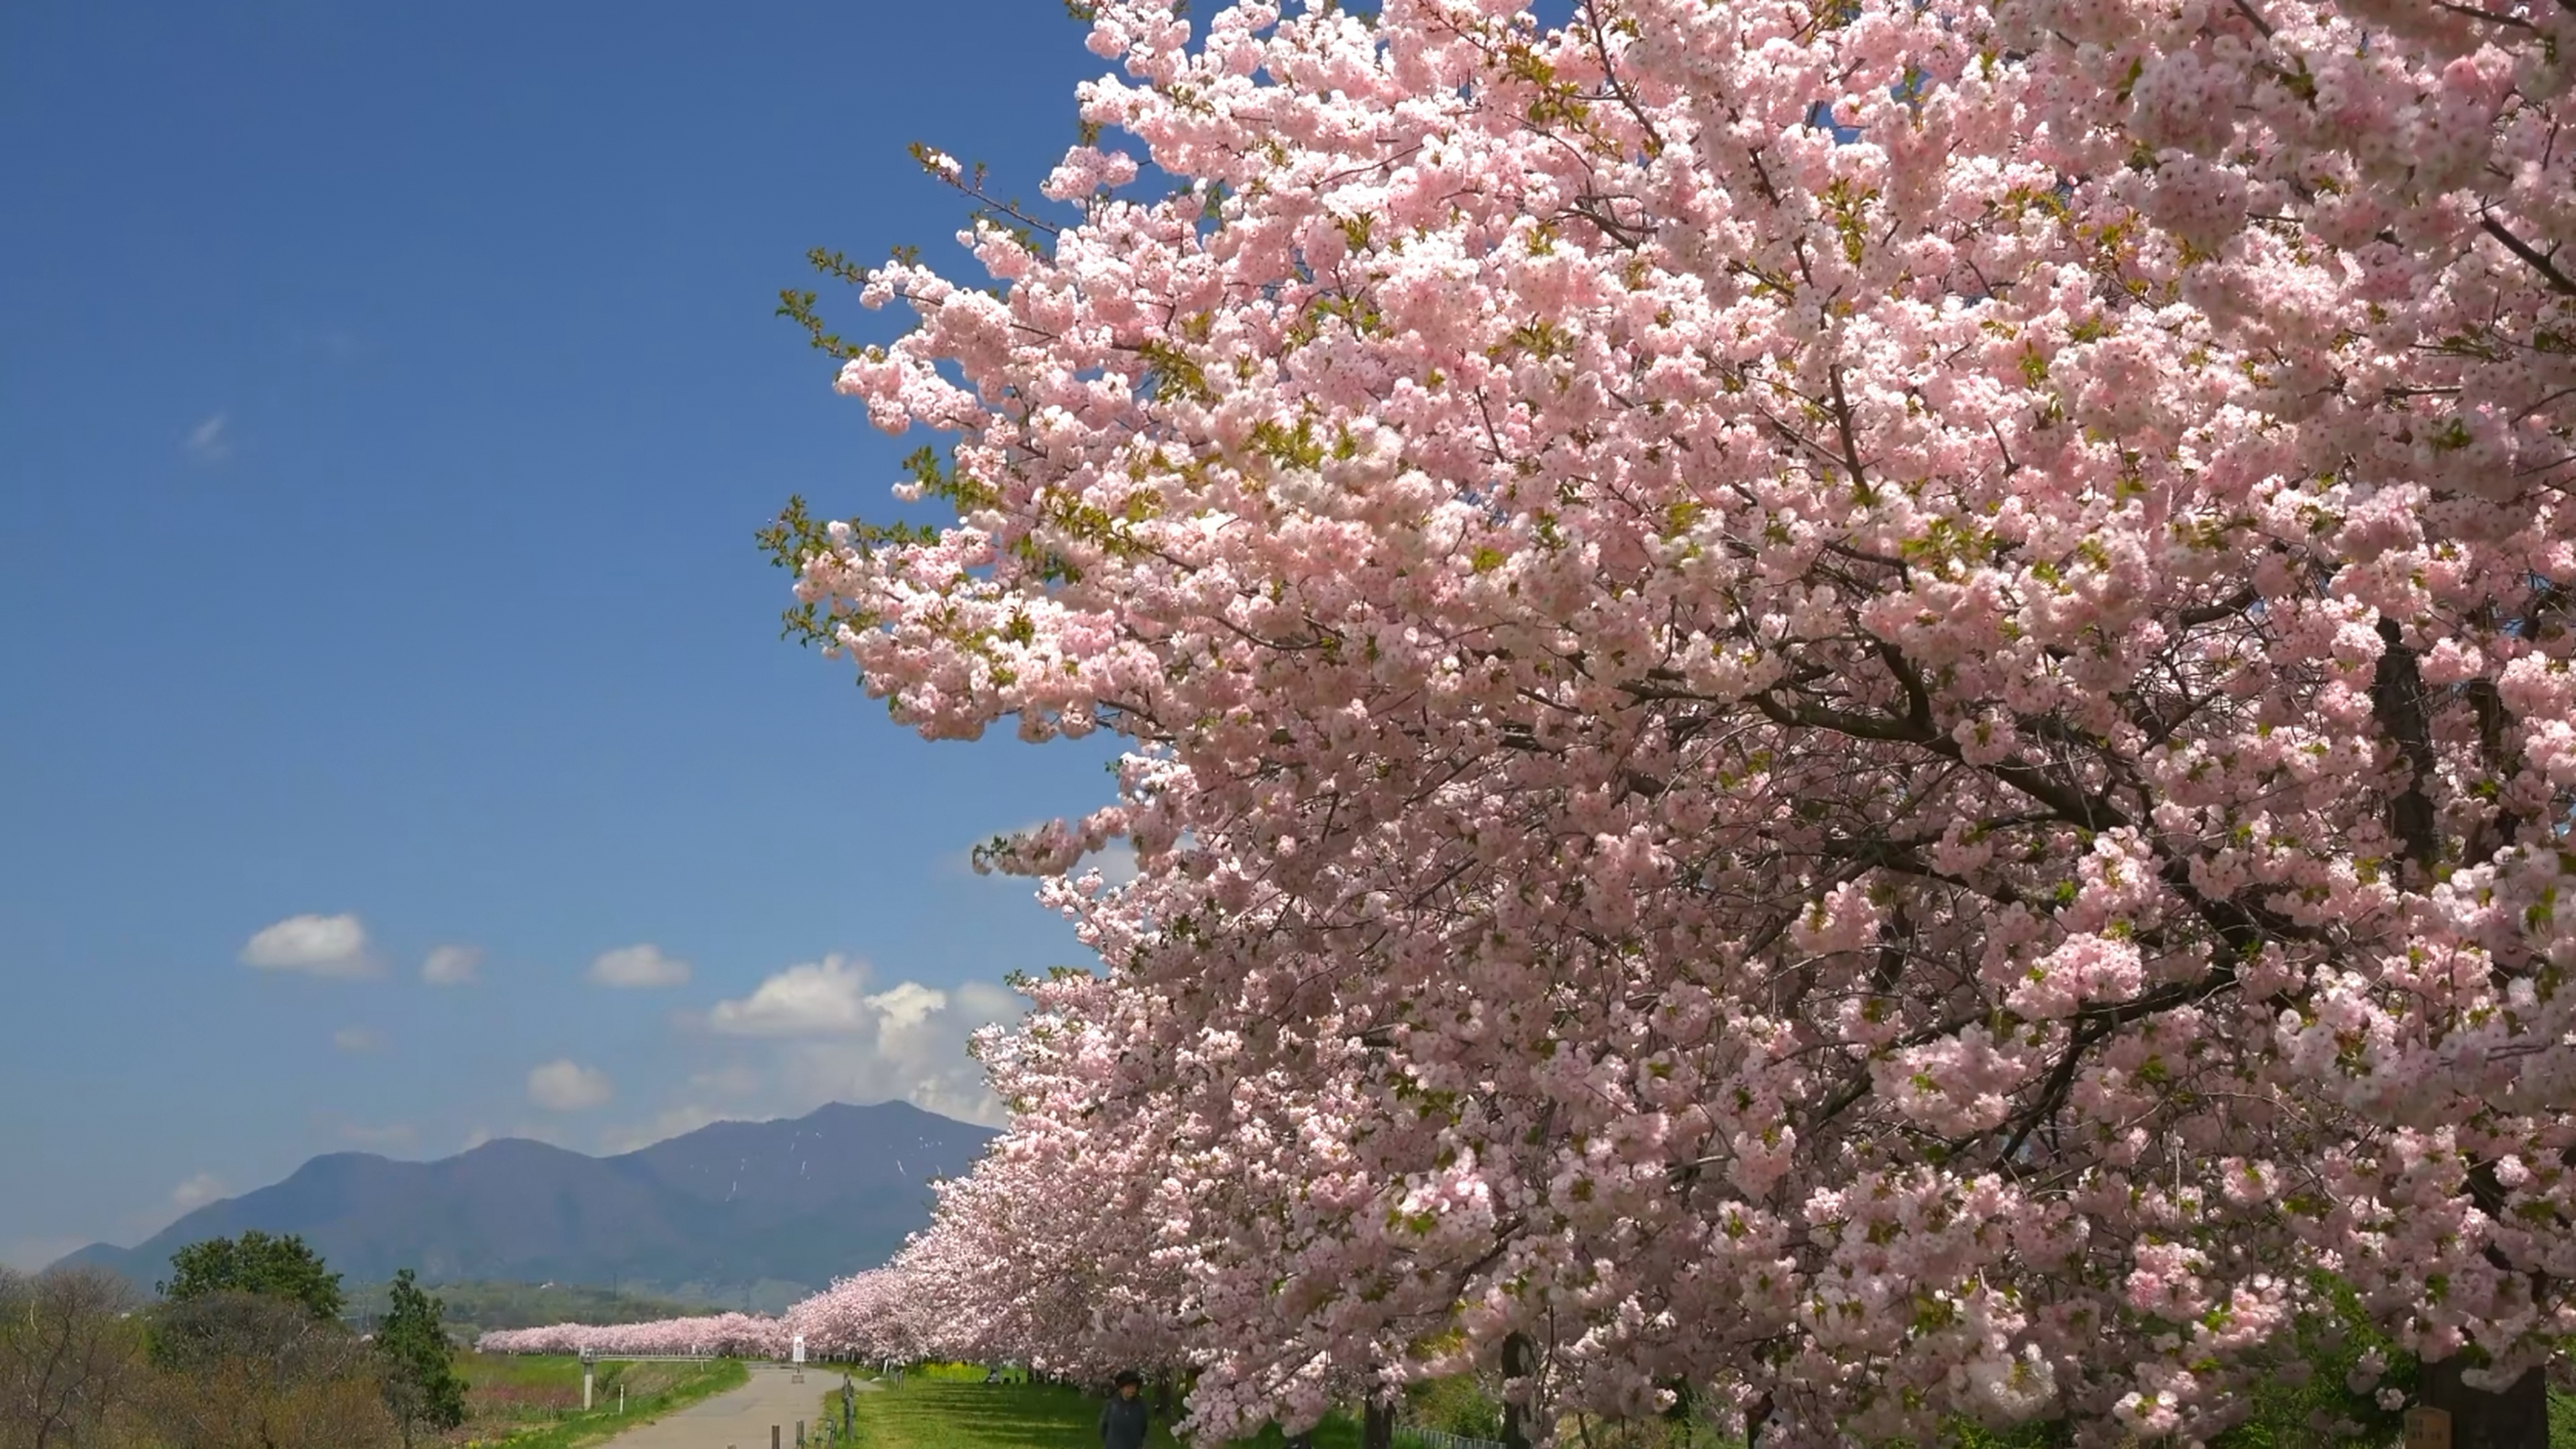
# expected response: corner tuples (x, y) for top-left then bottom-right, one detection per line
(882, 971), (1202, 1384)
(784, 1269), (921, 1364)
(875, 968), (1408, 1432)
(766, 0), (2575, 1443)
(475, 1313), (786, 1359)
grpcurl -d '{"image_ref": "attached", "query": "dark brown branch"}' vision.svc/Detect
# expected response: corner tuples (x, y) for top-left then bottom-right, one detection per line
(2178, 586), (2259, 627)
(2481, 215), (2576, 297)
(2370, 616), (2443, 871)
(1578, 0), (1669, 156)
(1826, 364), (1874, 500)
(1993, 949), (2249, 1166)
(2434, 2), (2534, 27)
(1874, 641), (1935, 732)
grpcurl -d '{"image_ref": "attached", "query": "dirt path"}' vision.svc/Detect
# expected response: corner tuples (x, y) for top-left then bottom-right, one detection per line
(598, 1364), (872, 1448)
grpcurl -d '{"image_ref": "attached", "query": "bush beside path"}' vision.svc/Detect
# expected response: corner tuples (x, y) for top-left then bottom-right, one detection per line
(458, 1353), (747, 1448)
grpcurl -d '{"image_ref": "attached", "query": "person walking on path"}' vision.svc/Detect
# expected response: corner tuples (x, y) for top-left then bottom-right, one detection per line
(1099, 1370), (1151, 1449)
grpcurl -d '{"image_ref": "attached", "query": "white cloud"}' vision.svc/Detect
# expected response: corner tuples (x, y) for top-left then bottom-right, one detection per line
(184, 412), (231, 463)
(331, 1025), (384, 1053)
(595, 960), (1030, 1155)
(587, 943), (689, 989)
(239, 913), (378, 978)
(716, 958), (1024, 1126)
(171, 1174), (226, 1212)
(865, 979), (948, 1032)
(421, 944), (482, 986)
(781, 1025), (1010, 1126)
(704, 954), (899, 1037)
(594, 1068), (763, 1155)
(1089, 839), (1141, 885)
(527, 1059), (614, 1113)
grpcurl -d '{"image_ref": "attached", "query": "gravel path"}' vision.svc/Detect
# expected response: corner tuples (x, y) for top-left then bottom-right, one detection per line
(597, 1364), (873, 1449)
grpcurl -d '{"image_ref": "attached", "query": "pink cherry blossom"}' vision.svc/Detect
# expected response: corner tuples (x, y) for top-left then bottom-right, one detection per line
(757, 0), (2576, 1441)
(477, 1311), (788, 1359)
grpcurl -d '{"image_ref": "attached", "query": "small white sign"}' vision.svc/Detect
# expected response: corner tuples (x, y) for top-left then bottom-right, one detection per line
(792, 1335), (807, 1365)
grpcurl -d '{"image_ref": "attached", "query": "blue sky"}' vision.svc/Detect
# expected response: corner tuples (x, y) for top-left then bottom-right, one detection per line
(0, 1), (1132, 1269)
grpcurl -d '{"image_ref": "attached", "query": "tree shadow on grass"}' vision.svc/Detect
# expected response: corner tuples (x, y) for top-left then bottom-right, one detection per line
(853, 1381), (1366, 1449)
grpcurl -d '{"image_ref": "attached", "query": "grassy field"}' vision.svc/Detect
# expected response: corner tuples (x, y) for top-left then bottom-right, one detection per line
(820, 1373), (1365, 1449)
(453, 1351), (747, 1447)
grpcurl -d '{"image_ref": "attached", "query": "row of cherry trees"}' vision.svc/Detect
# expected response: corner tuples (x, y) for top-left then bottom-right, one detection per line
(472, 1273), (934, 1363)
(755, 0), (2576, 1440)
(476, 1311), (792, 1359)
(472, 1278), (925, 1361)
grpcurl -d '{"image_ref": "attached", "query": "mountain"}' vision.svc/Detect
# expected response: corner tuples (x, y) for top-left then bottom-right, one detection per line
(56, 1101), (994, 1311)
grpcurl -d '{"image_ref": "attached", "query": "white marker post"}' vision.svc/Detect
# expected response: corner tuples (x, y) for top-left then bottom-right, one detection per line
(580, 1348), (595, 1412)
(792, 1334), (807, 1383)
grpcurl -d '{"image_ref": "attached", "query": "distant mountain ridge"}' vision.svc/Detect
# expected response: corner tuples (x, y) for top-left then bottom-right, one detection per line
(57, 1101), (995, 1311)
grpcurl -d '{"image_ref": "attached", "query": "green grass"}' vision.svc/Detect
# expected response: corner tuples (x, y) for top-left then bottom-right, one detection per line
(455, 1351), (748, 1447)
(823, 1373), (1364, 1449)
(914, 1361), (1032, 1384)
(808, 1373), (2576, 1449)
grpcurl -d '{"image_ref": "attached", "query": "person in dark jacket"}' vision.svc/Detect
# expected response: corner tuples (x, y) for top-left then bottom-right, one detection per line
(1100, 1369), (1150, 1449)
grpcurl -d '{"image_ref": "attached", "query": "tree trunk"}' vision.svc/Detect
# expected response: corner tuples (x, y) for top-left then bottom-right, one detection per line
(1501, 1332), (1536, 1449)
(1363, 1399), (1396, 1449)
(1746, 1391), (1775, 1449)
(2423, 1358), (2551, 1449)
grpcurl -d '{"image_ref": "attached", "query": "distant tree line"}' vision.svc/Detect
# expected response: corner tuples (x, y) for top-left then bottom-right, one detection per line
(340, 1277), (701, 1338)
(1, 1231), (462, 1448)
